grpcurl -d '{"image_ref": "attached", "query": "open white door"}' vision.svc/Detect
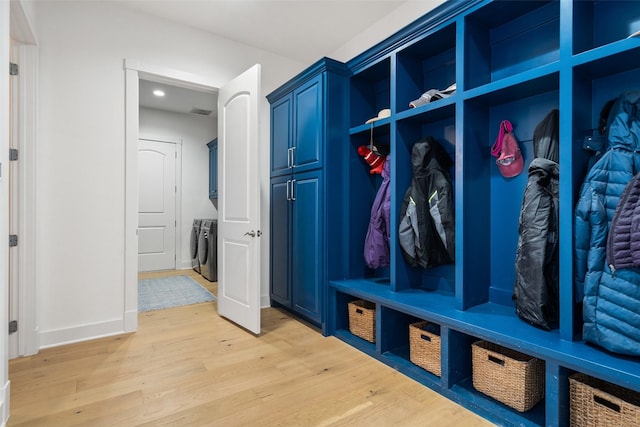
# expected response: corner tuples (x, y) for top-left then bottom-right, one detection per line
(217, 64), (261, 334)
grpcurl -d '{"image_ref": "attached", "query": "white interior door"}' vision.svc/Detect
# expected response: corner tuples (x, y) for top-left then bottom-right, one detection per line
(138, 139), (176, 272)
(217, 64), (261, 334)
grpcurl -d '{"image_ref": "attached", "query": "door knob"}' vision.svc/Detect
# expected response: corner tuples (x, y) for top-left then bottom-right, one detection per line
(244, 230), (256, 237)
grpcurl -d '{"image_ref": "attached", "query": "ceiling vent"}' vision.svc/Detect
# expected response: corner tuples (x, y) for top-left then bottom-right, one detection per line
(189, 107), (213, 116)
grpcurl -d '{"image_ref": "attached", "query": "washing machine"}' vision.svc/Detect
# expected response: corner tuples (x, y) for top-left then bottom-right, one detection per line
(198, 219), (218, 282)
(191, 219), (202, 273)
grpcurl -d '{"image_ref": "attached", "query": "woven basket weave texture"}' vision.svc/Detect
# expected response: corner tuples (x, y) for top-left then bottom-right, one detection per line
(569, 373), (640, 427)
(348, 299), (376, 343)
(409, 321), (441, 377)
(472, 340), (545, 412)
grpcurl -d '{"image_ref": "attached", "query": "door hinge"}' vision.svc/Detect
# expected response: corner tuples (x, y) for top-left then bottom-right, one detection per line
(9, 234), (18, 247)
(9, 148), (18, 161)
(9, 62), (18, 76)
(9, 320), (17, 334)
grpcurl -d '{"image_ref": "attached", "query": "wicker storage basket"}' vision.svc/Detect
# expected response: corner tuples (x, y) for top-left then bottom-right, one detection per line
(569, 373), (640, 427)
(348, 299), (376, 343)
(409, 321), (441, 377)
(472, 340), (545, 412)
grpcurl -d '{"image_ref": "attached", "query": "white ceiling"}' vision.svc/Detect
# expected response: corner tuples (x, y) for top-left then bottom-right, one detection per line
(131, 0), (428, 116)
(118, 0), (410, 64)
(139, 79), (218, 117)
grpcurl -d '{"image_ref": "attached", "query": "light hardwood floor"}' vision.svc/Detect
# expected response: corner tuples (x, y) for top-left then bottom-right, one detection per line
(8, 270), (495, 426)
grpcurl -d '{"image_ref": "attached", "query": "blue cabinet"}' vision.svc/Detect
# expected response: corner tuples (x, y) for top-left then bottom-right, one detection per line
(323, 1), (640, 426)
(270, 74), (323, 177)
(268, 58), (348, 331)
(269, 175), (291, 307)
(270, 172), (323, 323)
(290, 171), (322, 323)
(207, 138), (217, 199)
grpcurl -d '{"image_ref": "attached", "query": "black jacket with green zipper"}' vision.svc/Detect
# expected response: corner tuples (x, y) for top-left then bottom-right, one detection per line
(398, 137), (455, 268)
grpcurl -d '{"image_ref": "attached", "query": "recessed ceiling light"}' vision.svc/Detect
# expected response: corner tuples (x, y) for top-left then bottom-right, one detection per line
(153, 89), (165, 97)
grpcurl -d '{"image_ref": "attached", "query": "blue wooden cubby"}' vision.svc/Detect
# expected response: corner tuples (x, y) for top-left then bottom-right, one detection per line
(322, 1), (640, 426)
(268, 1), (640, 425)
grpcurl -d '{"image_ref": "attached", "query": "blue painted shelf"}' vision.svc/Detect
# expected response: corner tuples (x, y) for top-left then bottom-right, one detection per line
(324, 1), (640, 426)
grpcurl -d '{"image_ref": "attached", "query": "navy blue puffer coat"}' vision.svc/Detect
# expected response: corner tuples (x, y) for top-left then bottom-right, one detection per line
(574, 91), (640, 356)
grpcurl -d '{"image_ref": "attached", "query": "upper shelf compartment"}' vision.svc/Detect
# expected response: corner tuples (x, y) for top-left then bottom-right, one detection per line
(395, 23), (457, 116)
(573, 0), (640, 56)
(350, 58), (391, 131)
(464, 1), (559, 91)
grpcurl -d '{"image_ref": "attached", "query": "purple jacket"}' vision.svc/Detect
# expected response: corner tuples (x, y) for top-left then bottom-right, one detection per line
(607, 171), (640, 270)
(364, 156), (391, 269)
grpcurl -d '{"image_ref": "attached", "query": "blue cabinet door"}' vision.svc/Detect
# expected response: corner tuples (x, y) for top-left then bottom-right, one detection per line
(271, 75), (323, 177)
(293, 75), (323, 173)
(270, 176), (291, 306)
(207, 138), (218, 199)
(270, 94), (292, 177)
(291, 171), (323, 324)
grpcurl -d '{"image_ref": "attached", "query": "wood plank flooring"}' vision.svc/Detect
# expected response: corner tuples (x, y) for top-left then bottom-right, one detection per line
(8, 270), (494, 426)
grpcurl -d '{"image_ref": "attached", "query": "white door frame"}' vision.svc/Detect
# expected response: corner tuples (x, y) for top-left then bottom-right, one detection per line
(9, 3), (38, 358)
(138, 135), (183, 273)
(123, 59), (219, 332)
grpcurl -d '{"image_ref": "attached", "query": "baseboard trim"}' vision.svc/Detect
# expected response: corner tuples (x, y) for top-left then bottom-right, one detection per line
(39, 319), (125, 349)
(178, 262), (194, 270)
(1, 379), (9, 427)
(124, 309), (137, 333)
(261, 294), (271, 309)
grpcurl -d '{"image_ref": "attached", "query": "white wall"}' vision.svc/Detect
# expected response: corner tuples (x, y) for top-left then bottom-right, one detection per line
(28, 0), (449, 349)
(33, 0), (304, 348)
(139, 107), (217, 269)
(328, 0), (447, 62)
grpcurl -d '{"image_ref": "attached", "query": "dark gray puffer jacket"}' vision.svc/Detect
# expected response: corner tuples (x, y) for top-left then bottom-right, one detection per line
(512, 109), (560, 330)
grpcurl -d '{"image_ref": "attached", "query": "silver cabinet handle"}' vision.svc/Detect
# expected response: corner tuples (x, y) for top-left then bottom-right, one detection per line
(287, 147), (293, 169)
(244, 230), (256, 237)
(286, 179), (291, 201)
(291, 146), (296, 168)
(291, 179), (296, 201)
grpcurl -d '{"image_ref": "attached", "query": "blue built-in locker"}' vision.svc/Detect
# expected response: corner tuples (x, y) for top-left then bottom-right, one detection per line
(267, 58), (349, 332)
(316, 1), (640, 426)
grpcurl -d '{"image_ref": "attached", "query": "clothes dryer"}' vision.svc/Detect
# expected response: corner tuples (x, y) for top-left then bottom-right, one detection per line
(191, 219), (202, 273)
(198, 219), (218, 282)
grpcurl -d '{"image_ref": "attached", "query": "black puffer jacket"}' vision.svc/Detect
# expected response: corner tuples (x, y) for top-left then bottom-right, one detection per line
(512, 109), (560, 330)
(398, 137), (455, 268)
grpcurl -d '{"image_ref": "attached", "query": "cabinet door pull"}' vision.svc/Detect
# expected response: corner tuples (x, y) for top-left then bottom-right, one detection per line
(291, 179), (296, 201)
(286, 180), (291, 201)
(291, 146), (296, 168)
(287, 147), (292, 169)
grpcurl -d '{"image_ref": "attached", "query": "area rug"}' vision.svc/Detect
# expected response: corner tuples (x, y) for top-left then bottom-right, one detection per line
(138, 275), (216, 312)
